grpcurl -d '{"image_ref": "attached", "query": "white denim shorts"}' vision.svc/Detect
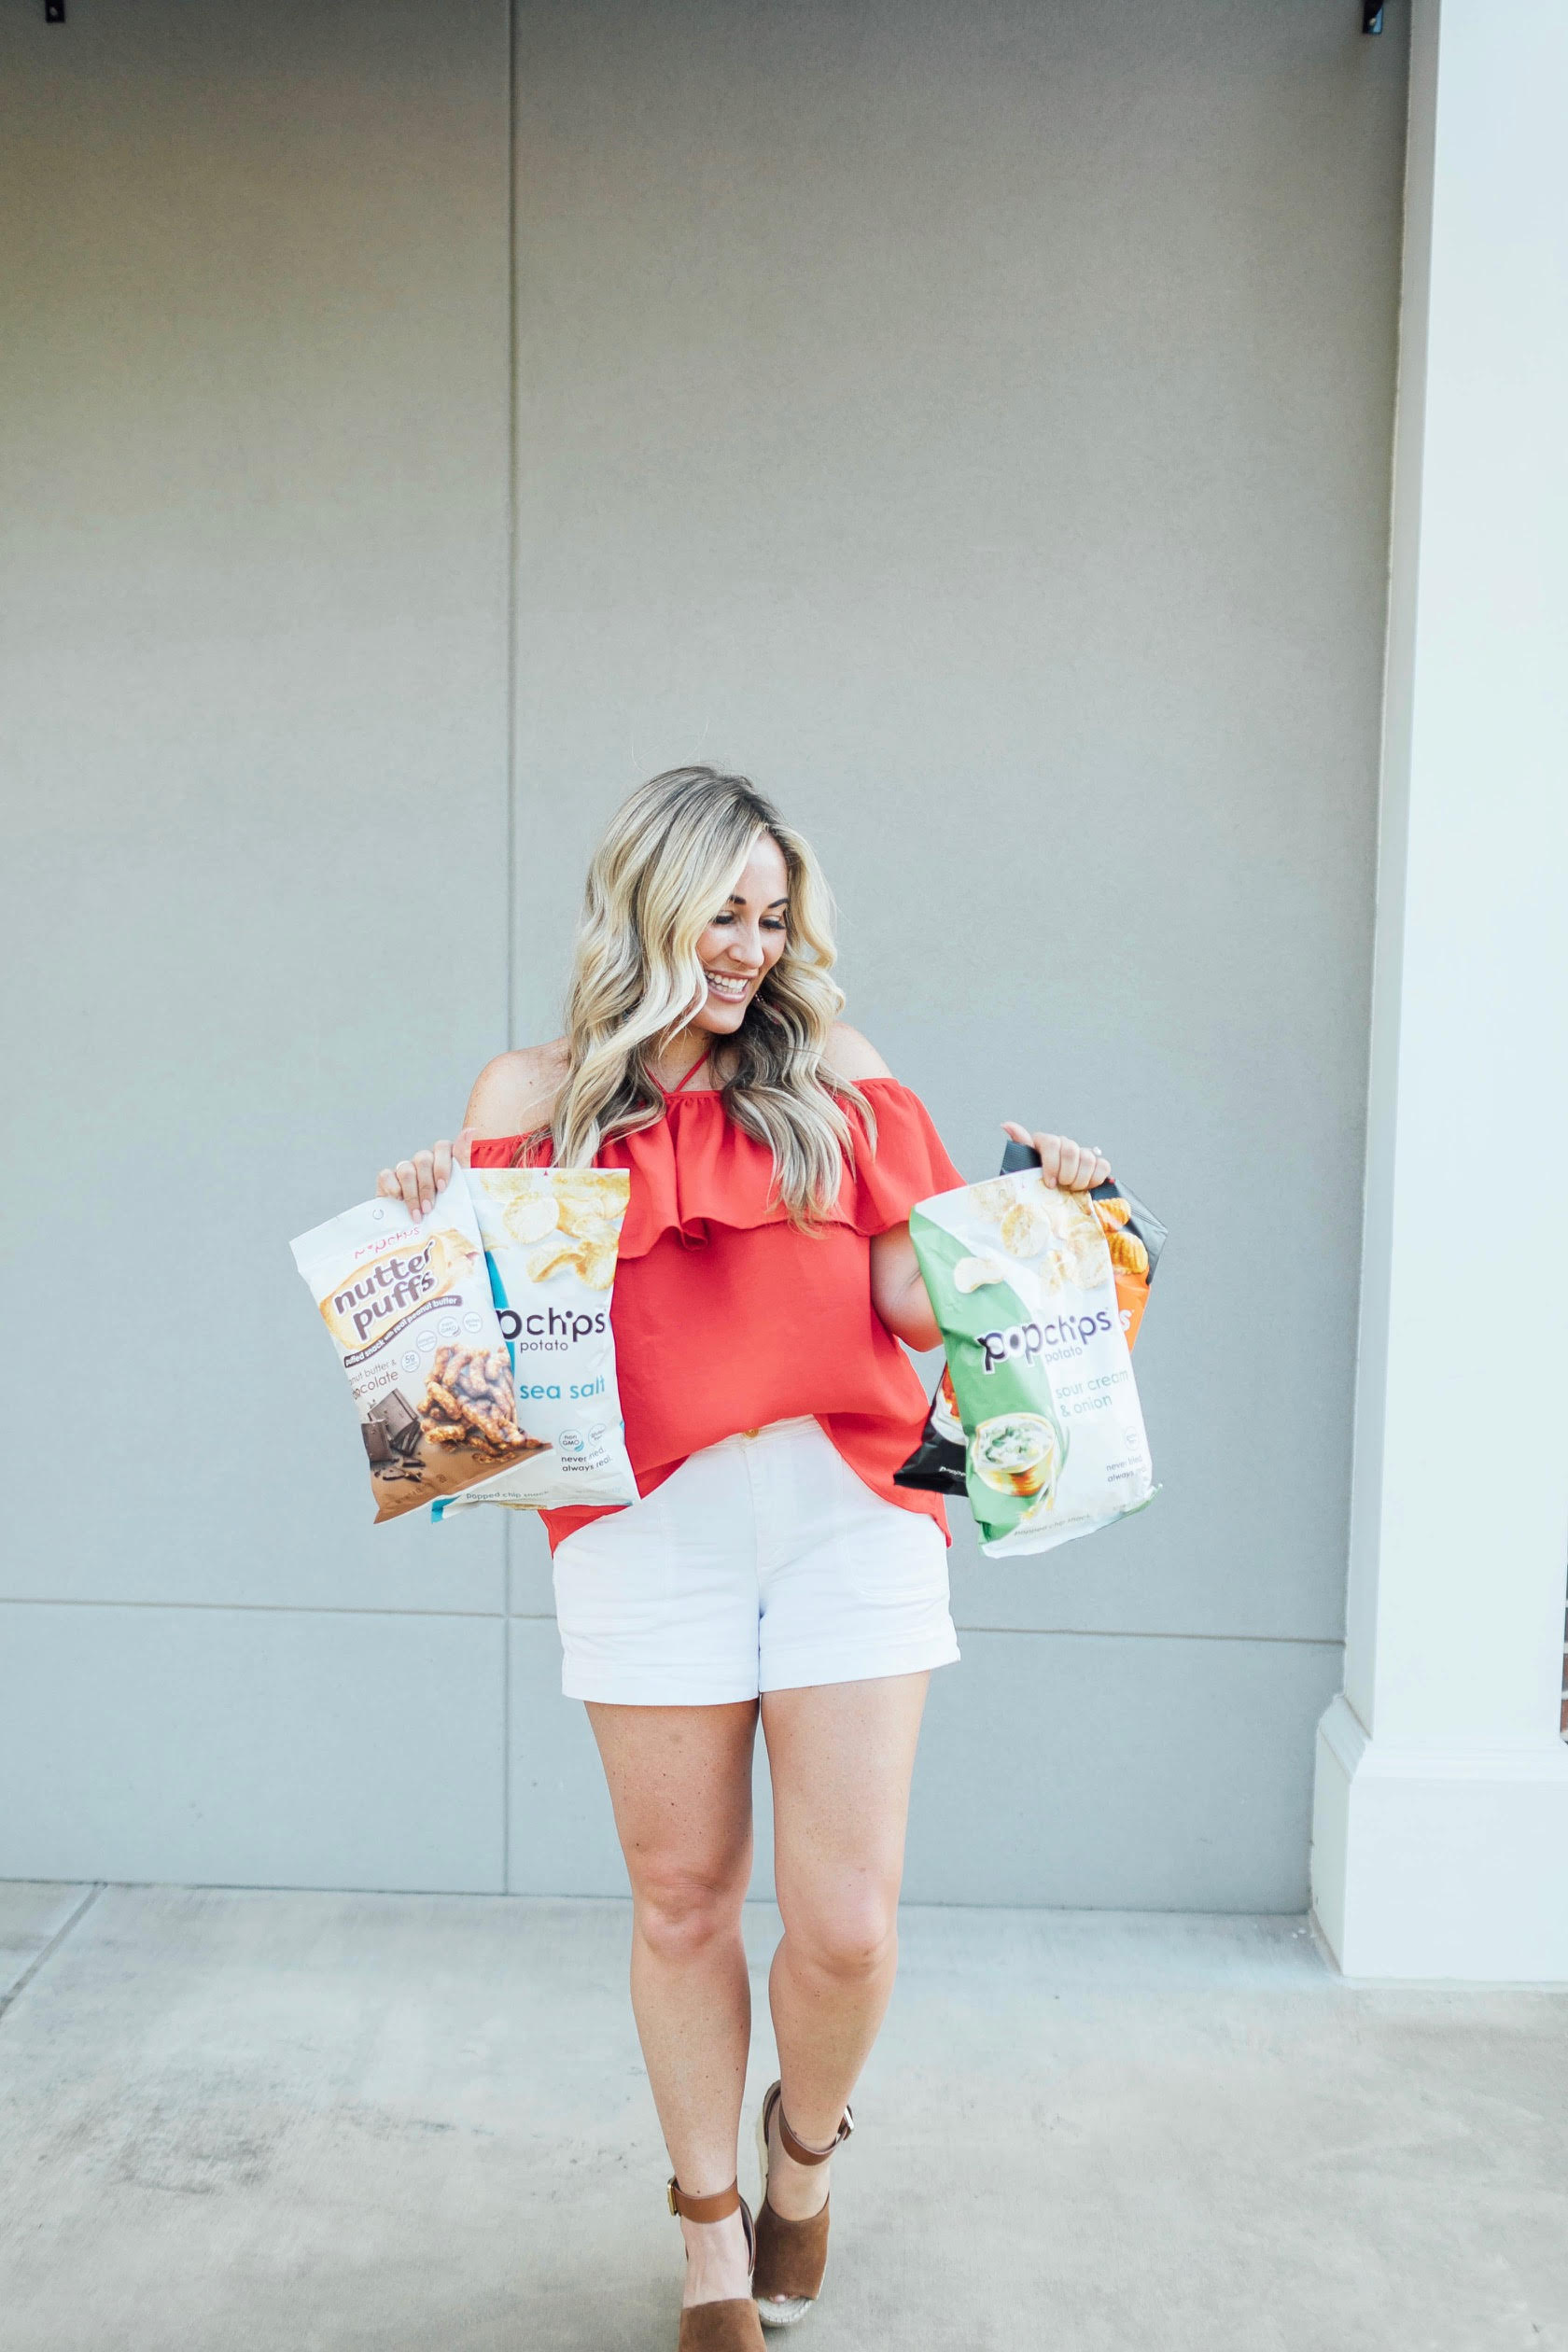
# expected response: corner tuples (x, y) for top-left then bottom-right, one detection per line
(552, 1416), (960, 1704)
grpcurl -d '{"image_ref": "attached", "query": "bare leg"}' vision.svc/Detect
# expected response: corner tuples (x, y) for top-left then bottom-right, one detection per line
(586, 1699), (759, 2308)
(760, 1672), (931, 2234)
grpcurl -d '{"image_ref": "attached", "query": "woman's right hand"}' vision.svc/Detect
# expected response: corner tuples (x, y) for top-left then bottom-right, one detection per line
(376, 1128), (473, 1221)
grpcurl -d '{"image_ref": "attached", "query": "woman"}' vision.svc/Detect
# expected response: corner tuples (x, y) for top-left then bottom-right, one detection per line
(379, 767), (1109, 2350)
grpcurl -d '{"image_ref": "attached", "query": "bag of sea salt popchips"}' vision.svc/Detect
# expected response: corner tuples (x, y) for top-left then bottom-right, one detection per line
(431, 1166), (637, 1518)
(896, 1150), (1164, 1558)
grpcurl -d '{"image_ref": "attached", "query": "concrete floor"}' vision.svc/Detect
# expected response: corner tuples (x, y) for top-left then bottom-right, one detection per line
(0, 1884), (1565, 2352)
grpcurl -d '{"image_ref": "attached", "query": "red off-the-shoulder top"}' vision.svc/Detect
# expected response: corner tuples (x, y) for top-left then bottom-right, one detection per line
(469, 1073), (963, 1551)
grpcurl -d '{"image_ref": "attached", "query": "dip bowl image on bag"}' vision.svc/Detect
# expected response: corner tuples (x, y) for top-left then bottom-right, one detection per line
(973, 1412), (1059, 1499)
(896, 1141), (1167, 1558)
(290, 1165), (546, 1524)
(429, 1166), (637, 1519)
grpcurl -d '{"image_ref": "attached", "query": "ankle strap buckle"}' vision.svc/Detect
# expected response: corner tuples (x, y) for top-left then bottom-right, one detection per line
(667, 2173), (743, 2224)
(771, 2084), (855, 2166)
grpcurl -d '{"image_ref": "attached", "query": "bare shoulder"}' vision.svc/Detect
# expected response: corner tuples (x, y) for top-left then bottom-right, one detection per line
(463, 1039), (570, 1139)
(822, 1021), (894, 1083)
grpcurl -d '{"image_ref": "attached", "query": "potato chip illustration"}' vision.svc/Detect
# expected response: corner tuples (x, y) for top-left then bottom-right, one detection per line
(968, 1176), (1016, 1224)
(953, 1254), (1010, 1294)
(551, 1172), (630, 1238)
(1109, 1226), (1149, 1276)
(505, 1195), (561, 1245)
(553, 1198), (597, 1239)
(1000, 1201), (1049, 1258)
(1044, 1190), (1099, 1242)
(525, 1238), (582, 1282)
(579, 1238), (619, 1290)
(1066, 1233), (1113, 1290)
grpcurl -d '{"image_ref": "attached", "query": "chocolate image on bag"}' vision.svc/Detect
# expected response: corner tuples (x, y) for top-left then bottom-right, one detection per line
(894, 1141), (1165, 1556)
(290, 1165), (548, 1525)
(430, 1166), (637, 1518)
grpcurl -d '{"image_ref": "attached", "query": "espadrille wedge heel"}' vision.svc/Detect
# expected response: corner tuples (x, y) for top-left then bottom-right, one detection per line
(668, 2174), (766, 2352)
(751, 2081), (853, 2329)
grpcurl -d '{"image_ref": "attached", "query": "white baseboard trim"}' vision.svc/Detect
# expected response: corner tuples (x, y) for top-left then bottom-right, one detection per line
(1311, 1694), (1568, 1981)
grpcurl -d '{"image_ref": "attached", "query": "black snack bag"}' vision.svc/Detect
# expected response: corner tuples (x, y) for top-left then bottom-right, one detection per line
(893, 1141), (1167, 1501)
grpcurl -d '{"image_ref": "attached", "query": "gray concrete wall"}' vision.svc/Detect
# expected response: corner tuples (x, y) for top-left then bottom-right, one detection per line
(1, 1), (516, 1888)
(1, 0), (1407, 1905)
(505, 0), (1407, 1908)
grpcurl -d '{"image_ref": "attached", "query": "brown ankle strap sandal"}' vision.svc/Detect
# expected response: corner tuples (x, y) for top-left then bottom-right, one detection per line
(751, 2081), (853, 2330)
(669, 2175), (766, 2352)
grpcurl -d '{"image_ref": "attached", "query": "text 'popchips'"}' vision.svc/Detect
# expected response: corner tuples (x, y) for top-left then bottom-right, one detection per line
(290, 1167), (545, 1524)
(896, 1158), (1166, 1558)
(430, 1166), (637, 1518)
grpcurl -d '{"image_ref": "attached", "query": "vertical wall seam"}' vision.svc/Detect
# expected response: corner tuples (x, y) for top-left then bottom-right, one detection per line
(505, 0), (519, 1064)
(1340, 0), (1435, 1740)
(500, 0), (520, 1893)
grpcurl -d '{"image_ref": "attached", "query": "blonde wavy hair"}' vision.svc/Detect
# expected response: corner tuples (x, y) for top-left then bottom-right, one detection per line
(537, 766), (872, 1223)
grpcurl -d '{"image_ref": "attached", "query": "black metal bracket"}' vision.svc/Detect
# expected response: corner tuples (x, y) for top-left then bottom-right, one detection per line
(45, 0), (65, 21)
(1363, 2), (1385, 31)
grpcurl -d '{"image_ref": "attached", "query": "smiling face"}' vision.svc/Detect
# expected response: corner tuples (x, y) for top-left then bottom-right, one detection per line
(687, 832), (791, 1037)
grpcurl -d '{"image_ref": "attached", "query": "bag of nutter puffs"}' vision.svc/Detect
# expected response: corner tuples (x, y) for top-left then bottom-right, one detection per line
(894, 1142), (1166, 1557)
(290, 1166), (548, 1524)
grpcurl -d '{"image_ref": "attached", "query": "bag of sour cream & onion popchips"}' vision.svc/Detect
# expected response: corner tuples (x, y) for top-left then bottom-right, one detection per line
(896, 1143), (1166, 1558)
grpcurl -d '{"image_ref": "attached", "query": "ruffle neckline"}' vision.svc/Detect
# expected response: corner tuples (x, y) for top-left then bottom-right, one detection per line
(469, 1075), (954, 1260)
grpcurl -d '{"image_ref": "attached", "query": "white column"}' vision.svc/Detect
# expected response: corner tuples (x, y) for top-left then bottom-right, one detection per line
(1311, 0), (1568, 1981)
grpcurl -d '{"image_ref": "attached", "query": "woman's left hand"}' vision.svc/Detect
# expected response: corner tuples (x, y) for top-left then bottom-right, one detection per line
(1001, 1123), (1111, 1192)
